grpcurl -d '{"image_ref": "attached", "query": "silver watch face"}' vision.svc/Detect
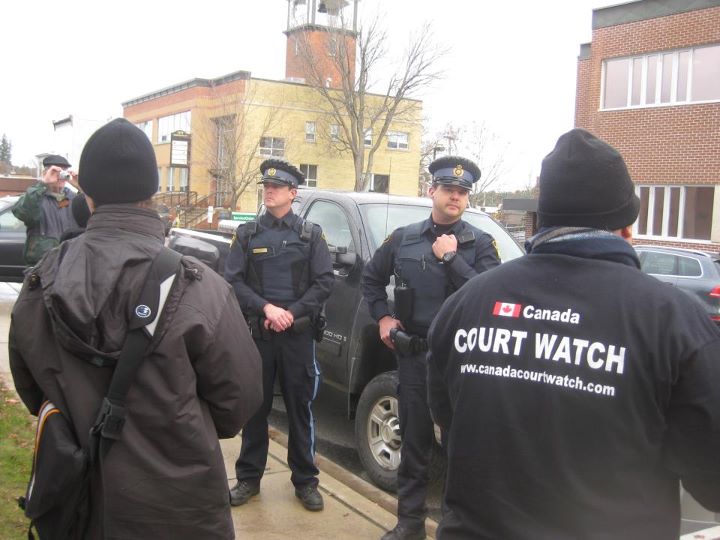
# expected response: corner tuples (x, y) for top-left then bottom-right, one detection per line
(443, 251), (456, 263)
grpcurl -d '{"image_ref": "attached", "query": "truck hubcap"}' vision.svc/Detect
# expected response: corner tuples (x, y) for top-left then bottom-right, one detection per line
(366, 396), (401, 471)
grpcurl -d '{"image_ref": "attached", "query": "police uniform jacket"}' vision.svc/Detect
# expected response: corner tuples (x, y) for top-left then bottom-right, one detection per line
(362, 216), (500, 336)
(224, 210), (334, 319)
(10, 205), (263, 540)
(427, 232), (720, 540)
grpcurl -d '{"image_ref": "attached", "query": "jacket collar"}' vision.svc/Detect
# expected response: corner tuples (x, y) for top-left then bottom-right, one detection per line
(526, 227), (640, 269)
(86, 204), (165, 242)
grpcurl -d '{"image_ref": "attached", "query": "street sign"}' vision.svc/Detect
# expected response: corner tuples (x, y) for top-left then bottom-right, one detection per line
(232, 212), (256, 222)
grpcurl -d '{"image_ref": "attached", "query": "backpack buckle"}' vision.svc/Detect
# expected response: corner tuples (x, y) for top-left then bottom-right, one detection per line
(92, 397), (126, 441)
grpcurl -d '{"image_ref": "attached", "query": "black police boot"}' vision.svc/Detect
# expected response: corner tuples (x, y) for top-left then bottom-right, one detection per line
(229, 479), (260, 506)
(380, 522), (426, 540)
(294, 484), (324, 511)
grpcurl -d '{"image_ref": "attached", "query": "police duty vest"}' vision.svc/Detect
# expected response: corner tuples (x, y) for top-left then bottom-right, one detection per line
(242, 217), (315, 307)
(394, 221), (476, 333)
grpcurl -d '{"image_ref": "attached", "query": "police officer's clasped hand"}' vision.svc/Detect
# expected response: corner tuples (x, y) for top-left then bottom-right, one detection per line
(379, 315), (404, 350)
(263, 303), (294, 332)
(432, 234), (458, 260)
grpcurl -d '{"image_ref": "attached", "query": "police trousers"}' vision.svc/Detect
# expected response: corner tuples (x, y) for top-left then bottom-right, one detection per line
(235, 329), (321, 488)
(397, 349), (435, 526)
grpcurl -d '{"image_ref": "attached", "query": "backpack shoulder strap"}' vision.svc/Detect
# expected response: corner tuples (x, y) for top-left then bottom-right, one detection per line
(93, 247), (182, 447)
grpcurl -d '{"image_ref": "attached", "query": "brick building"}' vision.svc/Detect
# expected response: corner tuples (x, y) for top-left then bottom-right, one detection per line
(576, 0), (720, 250)
(123, 0), (422, 215)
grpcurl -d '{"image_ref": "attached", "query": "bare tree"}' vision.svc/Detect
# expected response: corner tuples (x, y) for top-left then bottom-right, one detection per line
(194, 82), (288, 209)
(296, 17), (445, 191)
(428, 122), (511, 208)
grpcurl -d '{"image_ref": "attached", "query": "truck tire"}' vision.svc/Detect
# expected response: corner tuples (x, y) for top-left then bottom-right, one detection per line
(355, 371), (402, 492)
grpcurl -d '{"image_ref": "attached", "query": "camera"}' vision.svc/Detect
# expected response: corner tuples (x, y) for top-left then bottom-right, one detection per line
(58, 171), (72, 181)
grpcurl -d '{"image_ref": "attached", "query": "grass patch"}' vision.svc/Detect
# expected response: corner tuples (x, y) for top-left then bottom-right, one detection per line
(0, 380), (34, 539)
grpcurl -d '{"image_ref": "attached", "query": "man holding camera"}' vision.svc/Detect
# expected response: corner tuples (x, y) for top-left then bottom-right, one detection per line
(361, 156), (501, 540)
(13, 154), (78, 265)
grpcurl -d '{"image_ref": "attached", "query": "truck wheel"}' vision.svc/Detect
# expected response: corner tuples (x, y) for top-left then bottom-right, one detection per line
(355, 371), (401, 492)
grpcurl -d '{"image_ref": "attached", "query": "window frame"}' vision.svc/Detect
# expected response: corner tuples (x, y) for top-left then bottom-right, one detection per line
(364, 128), (372, 147)
(387, 131), (409, 150)
(259, 136), (286, 157)
(601, 44), (720, 110)
(305, 121), (316, 143)
(157, 111), (191, 144)
(634, 184), (715, 243)
(299, 163), (318, 188)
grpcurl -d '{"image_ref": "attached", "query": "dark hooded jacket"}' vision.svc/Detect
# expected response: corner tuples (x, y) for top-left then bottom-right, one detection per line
(9, 205), (263, 540)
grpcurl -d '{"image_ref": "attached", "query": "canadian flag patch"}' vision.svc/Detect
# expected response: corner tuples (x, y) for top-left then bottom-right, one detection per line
(493, 301), (522, 318)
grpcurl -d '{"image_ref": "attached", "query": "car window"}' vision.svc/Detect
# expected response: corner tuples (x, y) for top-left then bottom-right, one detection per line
(0, 207), (26, 232)
(677, 255), (702, 277)
(359, 203), (523, 263)
(305, 200), (355, 252)
(640, 251), (677, 275)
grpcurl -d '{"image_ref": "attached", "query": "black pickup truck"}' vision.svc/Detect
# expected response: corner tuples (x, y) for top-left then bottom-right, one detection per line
(169, 189), (524, 490)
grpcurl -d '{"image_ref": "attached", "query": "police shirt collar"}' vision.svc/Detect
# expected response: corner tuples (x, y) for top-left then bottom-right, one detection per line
(423, 216), (463, 235)
(260, 210), (296, 229)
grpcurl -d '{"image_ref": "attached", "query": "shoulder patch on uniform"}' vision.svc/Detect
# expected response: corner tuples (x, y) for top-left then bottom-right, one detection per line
(230, 232), (237, 248)
(492, 239), (499, 257)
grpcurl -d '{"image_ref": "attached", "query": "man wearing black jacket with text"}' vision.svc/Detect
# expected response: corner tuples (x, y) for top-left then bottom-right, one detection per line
(428, 129), (720, 540)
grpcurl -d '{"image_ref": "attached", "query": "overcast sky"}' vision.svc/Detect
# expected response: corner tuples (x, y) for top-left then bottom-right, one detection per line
(3, 0), (616, 190)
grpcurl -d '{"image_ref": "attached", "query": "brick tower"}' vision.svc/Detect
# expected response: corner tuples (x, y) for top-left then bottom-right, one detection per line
(284, 0), (358, 89)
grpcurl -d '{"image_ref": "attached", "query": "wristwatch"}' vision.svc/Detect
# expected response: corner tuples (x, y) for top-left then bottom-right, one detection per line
(441, 250), (457, 264)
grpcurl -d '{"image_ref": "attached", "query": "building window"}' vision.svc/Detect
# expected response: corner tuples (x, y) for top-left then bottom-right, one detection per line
(330, 124), (340, 141)
(387, 131), (409, 150)
(169, 167), (189, 192)
(364, 129), (372, 147)
(602, 44), (720, 109)
(635, 185), (714, 241)
(299, 164), (318, 188)
(370, 173), (389, 193)
(305, 121), (316, 143)
(135, 120), (153, 141)
(259, 136), (285, 157)
(158, 111), (191, 144)
(214, 116), (235, 169)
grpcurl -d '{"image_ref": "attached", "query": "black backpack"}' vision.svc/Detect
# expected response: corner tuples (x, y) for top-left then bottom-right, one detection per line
(18, 247), (182, 540)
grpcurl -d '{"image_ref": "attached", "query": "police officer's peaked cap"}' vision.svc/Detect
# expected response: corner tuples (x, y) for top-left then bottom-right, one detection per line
(258, 159), (305, 188)
(428, 156), (480, 190)
(43, 154), (71, 168)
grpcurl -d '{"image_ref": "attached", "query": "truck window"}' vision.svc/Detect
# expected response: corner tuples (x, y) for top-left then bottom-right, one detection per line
(305, 200), (356, 252)
(360, 203), (523, 263)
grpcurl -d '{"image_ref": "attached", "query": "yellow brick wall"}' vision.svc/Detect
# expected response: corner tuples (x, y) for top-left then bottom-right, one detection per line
(125, 77), (423, 212)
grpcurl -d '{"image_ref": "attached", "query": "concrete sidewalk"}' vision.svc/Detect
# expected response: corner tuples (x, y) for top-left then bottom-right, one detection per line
(223, 432), (407, 539)
(0, 281), (436, 539)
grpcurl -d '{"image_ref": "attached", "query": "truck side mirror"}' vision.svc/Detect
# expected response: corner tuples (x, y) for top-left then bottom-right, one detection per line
(329, 245), (357, 268)
(168, 235), (220, 272)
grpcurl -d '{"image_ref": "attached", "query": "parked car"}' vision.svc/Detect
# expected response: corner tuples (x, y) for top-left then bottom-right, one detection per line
(169, 188), (523, 491)
(0, 196), (27, 282)
(635, 245), (720, 324)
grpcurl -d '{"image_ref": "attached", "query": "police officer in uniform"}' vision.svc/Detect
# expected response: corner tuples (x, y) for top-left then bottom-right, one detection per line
(427, 130), (720, 539)
(224, 159), (334, 511)
(362, 156), (501, 540)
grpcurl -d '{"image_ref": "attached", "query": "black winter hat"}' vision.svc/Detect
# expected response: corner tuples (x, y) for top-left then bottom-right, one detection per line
(537, 129), (640, 230)
(79, 118), (158, 205)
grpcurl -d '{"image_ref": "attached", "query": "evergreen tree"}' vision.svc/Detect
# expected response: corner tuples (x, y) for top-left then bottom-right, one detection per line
(0, 134), (11, 164)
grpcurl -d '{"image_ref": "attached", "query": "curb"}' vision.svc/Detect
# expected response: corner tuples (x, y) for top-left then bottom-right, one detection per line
(268, 426), (438, 539)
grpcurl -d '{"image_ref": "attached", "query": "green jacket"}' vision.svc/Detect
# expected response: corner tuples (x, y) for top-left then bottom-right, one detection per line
(13, 183), (76, 265)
